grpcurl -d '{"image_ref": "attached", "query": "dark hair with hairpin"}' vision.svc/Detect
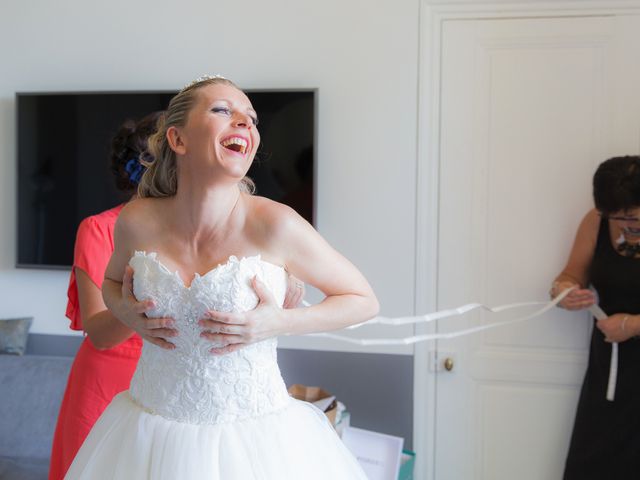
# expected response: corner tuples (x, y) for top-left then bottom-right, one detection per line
(110, 111), (163, 193)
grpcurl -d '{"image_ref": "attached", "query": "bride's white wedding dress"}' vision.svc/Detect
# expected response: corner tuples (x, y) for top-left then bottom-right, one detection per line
(65, 251), (366, 479)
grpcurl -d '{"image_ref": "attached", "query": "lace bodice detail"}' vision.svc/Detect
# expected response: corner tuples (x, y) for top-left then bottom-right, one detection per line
(128, 252), (292, 425)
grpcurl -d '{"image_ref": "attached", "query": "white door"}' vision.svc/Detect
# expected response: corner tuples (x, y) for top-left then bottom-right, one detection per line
(432, 14), (640, 480)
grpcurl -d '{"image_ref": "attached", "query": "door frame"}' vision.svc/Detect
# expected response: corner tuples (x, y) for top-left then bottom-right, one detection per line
(413, 1), (640, 479)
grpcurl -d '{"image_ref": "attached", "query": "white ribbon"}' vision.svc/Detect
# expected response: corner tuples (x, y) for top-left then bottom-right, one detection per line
(303, 289), (573, 346)
(303, 290), (616, 401)
(588, 304), (617, 402)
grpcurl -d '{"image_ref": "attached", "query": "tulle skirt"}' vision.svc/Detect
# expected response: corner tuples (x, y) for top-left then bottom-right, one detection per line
(65, 392), (367, 479)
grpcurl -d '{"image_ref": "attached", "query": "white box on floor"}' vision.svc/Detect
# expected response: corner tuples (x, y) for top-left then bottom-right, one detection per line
(341, 426), (404, 480)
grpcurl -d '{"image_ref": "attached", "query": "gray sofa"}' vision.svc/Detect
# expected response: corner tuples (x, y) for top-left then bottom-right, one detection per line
(0, 335), (414, 480)
(0, 354), (72, 480)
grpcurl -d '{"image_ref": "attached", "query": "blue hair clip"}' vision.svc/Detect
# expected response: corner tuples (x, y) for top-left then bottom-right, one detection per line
(125, 158), (145, 184)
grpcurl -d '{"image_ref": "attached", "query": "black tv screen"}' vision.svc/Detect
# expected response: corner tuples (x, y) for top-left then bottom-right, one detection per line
(16, 90), (316, 268)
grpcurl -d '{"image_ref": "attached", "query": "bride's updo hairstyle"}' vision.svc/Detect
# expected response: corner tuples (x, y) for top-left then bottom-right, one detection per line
(139, 75), (255, 198)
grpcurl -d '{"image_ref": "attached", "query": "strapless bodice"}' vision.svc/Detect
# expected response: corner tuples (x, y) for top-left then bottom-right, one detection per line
(127, 251), (292, 425)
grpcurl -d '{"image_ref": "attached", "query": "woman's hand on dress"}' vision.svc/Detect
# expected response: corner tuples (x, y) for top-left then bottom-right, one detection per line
(597, 313), (637, 343)
(119, 265), (178, 349)
(283, 272), (305, 308)
(552, 281), (596, 310)
(199, 276), (289, 355)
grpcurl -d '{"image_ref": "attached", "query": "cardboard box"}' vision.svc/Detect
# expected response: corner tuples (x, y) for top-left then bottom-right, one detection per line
(287, 384), (337, 425)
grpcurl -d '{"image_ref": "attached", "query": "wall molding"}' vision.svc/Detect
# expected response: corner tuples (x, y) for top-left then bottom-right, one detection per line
(424, 0), (640, 16)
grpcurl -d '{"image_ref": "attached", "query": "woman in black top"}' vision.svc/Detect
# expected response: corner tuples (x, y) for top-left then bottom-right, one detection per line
(551, 155), (640, 479)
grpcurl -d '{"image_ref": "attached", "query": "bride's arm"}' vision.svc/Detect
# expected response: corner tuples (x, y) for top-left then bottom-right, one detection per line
(273, 204), (379, 335)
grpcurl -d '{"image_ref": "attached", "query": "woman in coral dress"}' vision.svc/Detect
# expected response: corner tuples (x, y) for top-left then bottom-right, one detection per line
(47, 114), (159, 480)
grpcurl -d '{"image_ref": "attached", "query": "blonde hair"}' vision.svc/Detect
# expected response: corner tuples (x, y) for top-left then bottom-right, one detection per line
(139, 77), (255, 198)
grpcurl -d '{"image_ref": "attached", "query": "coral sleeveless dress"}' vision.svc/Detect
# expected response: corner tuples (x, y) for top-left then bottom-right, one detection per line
(48, 204), (143, 480)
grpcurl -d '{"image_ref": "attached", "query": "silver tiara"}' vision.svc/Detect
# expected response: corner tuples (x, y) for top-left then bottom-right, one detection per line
(181, 74), (227, 91)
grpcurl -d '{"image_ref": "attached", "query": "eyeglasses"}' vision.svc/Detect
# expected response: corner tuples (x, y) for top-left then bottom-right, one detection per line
(598, 212), (640, 223)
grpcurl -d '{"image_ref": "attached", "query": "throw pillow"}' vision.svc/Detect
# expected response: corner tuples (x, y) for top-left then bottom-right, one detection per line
(0, 317), (33, 355)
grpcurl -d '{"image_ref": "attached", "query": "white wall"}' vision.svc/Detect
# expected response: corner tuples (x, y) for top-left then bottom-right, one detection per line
(0, 0), (419, 354)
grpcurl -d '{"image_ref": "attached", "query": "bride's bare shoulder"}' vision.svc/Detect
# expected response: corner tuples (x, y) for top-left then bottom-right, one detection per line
(243, 195), (318, 263)
(115, 197), (169, 240)
(245, 195), (308, 233)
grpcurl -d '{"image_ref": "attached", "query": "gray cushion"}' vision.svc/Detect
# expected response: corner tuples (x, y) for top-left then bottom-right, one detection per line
(0, 355), (72, 459)
(0, 456), (48, 480)
(0, 318), (33, 355)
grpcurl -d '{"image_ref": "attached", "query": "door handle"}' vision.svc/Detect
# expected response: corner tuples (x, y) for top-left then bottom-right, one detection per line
(429, 351), (457, 372)
(444, 357), (454, 371)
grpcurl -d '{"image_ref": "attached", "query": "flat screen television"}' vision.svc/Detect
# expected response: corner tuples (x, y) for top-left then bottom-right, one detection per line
(16, 90), (316, 269)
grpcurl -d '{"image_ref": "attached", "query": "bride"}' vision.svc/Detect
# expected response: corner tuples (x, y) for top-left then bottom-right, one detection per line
(64, 75), (379, 479)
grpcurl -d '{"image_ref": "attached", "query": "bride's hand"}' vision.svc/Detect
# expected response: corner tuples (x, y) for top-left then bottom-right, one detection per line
(117, 266), (178, 349)
(199, 276), (289, 355)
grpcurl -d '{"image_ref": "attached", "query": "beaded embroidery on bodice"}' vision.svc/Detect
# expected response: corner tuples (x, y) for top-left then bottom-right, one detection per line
(128, 251), (291, 425)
